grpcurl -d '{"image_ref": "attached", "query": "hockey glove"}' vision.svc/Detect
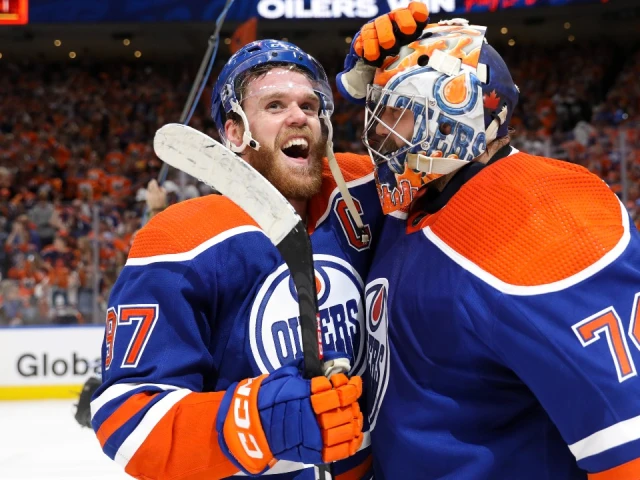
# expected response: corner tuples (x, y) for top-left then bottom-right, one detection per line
(337, 1), (429, 104)
(216, 361), (364, 476)
(74, 376), (101, 428)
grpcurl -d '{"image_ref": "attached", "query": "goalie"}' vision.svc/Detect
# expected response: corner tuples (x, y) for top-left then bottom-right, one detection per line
(338, 4), (640, 479)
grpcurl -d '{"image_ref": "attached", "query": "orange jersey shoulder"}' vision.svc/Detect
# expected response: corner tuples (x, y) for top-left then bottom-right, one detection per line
(430, 152), (625, 286)
(327, 153), (374, 181)
(128, 195), (258, 259)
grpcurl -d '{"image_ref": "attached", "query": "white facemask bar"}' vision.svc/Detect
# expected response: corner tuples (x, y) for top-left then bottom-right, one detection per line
(363, 89), (426, 171)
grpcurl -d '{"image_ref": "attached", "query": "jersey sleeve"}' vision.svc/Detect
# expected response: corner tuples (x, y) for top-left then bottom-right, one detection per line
(483, 225), (640, 479)
(91, 199), (273, 480)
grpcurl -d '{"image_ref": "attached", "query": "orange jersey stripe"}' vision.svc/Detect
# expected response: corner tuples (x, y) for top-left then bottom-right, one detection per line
(129, 195), (258, 259)
(96, 392), (156, 448)
(124, 391), (239, 480)
(336, 454), (373, 480)
(131, 154), (371, 258)
(589, 456), (640, 480)
(429, 152), (624, 286)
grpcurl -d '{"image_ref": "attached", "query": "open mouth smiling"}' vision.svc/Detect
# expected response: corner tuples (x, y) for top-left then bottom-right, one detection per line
(281, 137), (310, 162)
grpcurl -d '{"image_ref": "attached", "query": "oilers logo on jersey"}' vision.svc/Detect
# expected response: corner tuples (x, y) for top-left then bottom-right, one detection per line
(250, 254), (366, 376)
(365, 278), (390, 431)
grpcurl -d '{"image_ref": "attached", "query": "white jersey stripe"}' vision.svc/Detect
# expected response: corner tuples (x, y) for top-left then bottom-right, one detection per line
(231, 431), (372, 476)
(125, 225), (262, 266)
(114, 388), (191, 466)
(569, 413), (640, 460)
(91, 382), (179, 419)
(423, 200), (630, 297)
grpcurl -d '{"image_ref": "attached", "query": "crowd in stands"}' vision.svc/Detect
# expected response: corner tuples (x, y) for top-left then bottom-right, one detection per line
(0, 39), (638, 326)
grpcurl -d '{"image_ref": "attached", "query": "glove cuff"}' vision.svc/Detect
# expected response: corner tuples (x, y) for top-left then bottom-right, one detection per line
(337, 58), (376, 105)
(337, 71), (367, 105)
(217, 375), (274, 476)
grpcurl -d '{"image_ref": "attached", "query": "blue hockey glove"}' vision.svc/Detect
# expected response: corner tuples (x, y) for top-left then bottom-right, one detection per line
(216, 361), (364, 475)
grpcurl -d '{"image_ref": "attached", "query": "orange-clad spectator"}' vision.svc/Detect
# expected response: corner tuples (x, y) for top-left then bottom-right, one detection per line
(105, 150), (124, 174)
(87, 167), (106, 183)
(48, 264), (72, 290)
(536, 98), (557, 136)
(0, 46), (636, 328)
(103, 174), (132, 200)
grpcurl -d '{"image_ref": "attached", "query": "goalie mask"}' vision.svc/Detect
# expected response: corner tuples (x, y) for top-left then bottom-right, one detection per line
(211, 39), (334, 153)
(363, 21), (519, 214)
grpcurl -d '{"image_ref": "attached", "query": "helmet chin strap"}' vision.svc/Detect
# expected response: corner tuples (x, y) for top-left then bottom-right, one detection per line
(223, 105), (368, 244)
(485, 105), (509, 144)
(227, 99), (261, 153)
(321, 112), (370, 246)
(406, 153), (467, 175)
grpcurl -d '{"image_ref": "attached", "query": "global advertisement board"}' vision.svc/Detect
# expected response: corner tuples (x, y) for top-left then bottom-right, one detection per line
(0, 326), (103, 400)
(4, 0), (605, 24)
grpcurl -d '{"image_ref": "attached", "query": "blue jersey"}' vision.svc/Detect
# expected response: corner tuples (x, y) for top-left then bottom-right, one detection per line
(366, 148), (640, 479)
(91, 153), (380, 480)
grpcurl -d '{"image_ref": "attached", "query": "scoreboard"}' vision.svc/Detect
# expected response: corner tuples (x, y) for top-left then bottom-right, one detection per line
(0, 0), (608, 24)
(0, 0), (28, 25)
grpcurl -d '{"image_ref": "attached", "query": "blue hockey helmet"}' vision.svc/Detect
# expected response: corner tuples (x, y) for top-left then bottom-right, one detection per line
(211, 39), (334, 150)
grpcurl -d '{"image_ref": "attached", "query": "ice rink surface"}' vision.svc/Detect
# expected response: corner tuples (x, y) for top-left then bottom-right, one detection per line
(0, 399), (132, 480)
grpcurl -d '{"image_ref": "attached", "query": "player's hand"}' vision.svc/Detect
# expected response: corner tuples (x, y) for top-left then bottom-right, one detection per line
(216, 361), (364, 475)
(356, 2), (429, 66)
(145, 179), (167, 212)
(337, 1), (429, 104)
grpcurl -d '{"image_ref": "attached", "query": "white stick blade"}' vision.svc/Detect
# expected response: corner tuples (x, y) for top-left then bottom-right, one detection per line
(153, 123), (300, 245)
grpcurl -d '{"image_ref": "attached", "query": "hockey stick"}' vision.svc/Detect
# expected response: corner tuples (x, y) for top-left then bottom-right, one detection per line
(157, 0), (236, 186)
(154, 123), (324, 378)
(154, 124), (333, 480)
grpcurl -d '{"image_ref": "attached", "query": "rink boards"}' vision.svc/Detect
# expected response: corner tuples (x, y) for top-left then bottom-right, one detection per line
(0, 325), (103, 400)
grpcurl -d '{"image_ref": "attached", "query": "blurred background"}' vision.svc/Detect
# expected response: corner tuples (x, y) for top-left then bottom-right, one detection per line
(0, 0), (638, 398)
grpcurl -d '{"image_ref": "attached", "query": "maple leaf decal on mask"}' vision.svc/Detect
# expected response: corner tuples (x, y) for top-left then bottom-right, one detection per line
(483, 89), (501, 110)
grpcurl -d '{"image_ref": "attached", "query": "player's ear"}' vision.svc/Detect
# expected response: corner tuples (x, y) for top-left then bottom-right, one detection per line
(224, 119), (244, 149)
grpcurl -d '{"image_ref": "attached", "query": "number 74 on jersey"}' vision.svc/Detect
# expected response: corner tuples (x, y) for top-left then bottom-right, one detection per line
(573, 293), (640, 383)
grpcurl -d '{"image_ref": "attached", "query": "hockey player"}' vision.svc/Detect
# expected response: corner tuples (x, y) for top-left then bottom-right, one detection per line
(339, 10), (640, 480)
(91, 40), (381, 479)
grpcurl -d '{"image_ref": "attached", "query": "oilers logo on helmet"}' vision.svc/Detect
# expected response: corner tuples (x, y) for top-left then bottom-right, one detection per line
(250, 255), (366, 376)
(363, 23), (519, 214)
(365, 278), (390, 431)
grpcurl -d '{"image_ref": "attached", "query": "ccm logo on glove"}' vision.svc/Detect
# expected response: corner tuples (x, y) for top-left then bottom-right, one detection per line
(218, 362), (364, 476)
(232, 377), (266, 459)
(223, 374), (275, 474)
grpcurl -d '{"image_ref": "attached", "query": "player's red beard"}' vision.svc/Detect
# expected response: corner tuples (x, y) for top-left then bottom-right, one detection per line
(245, 126), (326, 200)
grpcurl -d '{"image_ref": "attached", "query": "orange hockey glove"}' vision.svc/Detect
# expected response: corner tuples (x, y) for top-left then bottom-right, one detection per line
(216, 361), (364, 476)
(337, 2), (429, 103)
(355, 1), (429, 66)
